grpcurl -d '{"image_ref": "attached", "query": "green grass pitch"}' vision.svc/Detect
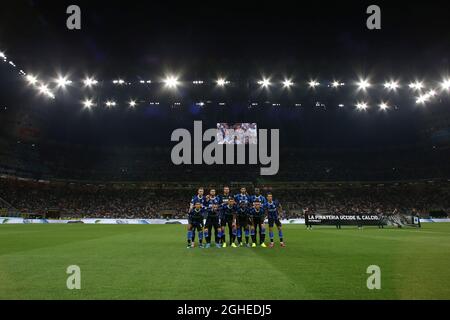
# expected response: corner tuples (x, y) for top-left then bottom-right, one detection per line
(1, 223), (450, 299)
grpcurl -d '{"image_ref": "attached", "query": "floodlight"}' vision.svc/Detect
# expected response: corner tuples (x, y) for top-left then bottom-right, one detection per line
(258, 78), (271, 88)
(308, 80), (320, 88)
(26, 74), (38, 85)
(379, 102), (389, 110)
(416, 94), (428, 104)
(384, 80), (400, 91)
(356, 78), (371, 91)
(55, 75), (72, 88)
(105, 100), (116, 107)
(356, 102), (368, 110)
(409, 81), (424, 90)
(282, 79), (293, 88)
(164, 75), (179, 88)
(441, 79), (450, 90)
(83, 99), (94, 109)
(217, 78), (227, 87)
(331, 81), (340, 88)
(83, 77), (98, 87)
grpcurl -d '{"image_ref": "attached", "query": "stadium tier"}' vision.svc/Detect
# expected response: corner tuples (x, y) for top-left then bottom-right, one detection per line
(1, 177), (448, 219)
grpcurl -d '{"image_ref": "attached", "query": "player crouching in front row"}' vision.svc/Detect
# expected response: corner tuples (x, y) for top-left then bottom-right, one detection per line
(187, 201), (205, 248)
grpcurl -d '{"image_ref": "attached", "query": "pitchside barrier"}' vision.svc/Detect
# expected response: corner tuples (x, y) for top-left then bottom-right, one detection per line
(304, 213), (427, 228)
(0, 217), (448, 225)
(305, 214), (381, 226)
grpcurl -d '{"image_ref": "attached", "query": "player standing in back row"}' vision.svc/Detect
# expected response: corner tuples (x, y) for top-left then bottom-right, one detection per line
(234, 187), (250, 205)
(235, 201), (251, 247)
(265, 193), (285, 248)
(250, 187), (267, 206)
(249, 200), (267, 247)
(220, 196), (237, 247)
(219, 186), (231, 206)
(204, 203), (222, 248)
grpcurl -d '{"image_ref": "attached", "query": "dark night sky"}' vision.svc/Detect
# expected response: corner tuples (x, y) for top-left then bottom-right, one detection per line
(1, 0), (450, 75)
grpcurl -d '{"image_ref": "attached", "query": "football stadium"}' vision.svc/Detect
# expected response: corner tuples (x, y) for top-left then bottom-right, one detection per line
(1, 1), (450, 304)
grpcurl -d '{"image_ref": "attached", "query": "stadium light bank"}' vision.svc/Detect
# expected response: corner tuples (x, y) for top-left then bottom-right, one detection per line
(171, 121), (279, 175)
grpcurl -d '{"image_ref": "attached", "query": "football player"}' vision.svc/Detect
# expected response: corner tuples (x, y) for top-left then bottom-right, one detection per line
(187, 201), (205, 248)
(204, 203), (222, 248)
(235, 201), (251, 247)
(249, 200), (267, 247)
(220, 196), (237, 247)
(265, 193), (285, 248)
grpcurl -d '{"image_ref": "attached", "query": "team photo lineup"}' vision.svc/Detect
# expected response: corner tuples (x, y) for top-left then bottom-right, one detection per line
(187, 187), (284, 248)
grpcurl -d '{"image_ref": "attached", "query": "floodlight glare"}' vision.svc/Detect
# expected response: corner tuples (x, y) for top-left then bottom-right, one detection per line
(357, 79), (371, 91)
(308, 80), (320, 88)
(416, 91), (436, 104)
(416, 94), (429, 104)
(216, 78), (227, 87)
(38, 84), (55, 99)
(379, 102), (389, 110)
(38, 84), (49, 94)
(282, 79), (294, 88)
(441, 79), (450, 91)
(258, 78), (271, 88)
(356, 102), (368, 110)
(128, 100), (137, 108)
(83, 99), (94, 109)
(164, 75), (179, 88)
(26, 74), (38, 85)
(409, 81), (424, 90)
(105, 100), (116, 107)
(0, 51), (5, 59)
(83, 77), (98, 87)
(384, 80), (400, 91)
(428, 89), (437, 97)
(55, 76), (72, 88)
(331, 81), (340, 88)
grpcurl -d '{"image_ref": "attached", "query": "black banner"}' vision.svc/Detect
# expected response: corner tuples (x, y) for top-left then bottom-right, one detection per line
(305, 214), (383, 226)
(0, 299), (441, 319)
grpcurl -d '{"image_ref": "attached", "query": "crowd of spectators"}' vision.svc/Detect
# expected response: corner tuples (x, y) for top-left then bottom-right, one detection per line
(280, 186), (450, 217)
(1, 179), (448, 219)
